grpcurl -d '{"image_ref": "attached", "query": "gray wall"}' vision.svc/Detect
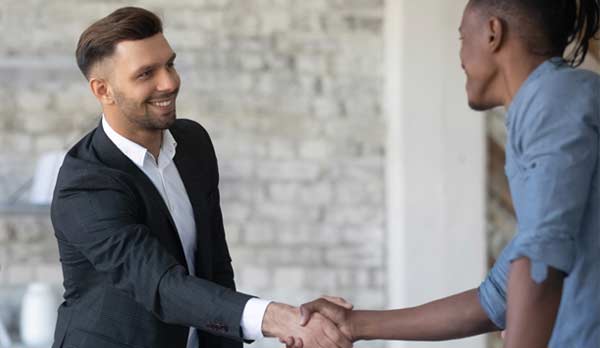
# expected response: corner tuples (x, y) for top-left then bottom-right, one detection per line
(0, 1), (385, 347)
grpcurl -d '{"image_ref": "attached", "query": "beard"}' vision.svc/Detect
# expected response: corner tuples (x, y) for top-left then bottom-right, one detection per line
(113, 88), (178, 131)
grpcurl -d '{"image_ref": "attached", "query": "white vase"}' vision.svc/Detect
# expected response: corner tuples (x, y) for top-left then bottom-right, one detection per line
(20, 283), (58, 347)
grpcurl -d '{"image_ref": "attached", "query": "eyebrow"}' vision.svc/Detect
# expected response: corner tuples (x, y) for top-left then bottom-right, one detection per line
(132, 53), (177, 77)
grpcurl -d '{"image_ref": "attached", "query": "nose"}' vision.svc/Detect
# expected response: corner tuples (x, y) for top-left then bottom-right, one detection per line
(157, 68), (179, 93)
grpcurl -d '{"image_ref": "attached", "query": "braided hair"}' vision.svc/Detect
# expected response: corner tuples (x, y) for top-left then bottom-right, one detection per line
(469, 0), (600, 67)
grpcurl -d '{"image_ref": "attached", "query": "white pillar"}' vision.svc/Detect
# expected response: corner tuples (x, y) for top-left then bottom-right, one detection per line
(385, 1), (486, 347)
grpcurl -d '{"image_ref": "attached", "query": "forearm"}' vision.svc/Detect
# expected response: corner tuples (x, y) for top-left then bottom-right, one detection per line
(157, 264), (253, 340)
(351, 288), (498, 341)
(504, 258), (563, 348)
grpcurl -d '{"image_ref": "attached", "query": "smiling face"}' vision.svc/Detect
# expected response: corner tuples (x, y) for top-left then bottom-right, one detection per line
(459, 3), (503, 111)
(103, 33), (180, 131)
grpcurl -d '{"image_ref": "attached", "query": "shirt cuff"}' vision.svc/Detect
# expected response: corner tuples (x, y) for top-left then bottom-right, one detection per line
(240, 298), (271, 340)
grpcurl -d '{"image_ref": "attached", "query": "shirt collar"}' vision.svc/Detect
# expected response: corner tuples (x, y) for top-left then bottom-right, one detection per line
(102, 115), (177, 168)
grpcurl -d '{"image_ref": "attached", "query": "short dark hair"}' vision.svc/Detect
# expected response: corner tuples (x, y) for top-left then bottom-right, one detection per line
(76, 7), (163, 79)
(469, 0), (600, 67)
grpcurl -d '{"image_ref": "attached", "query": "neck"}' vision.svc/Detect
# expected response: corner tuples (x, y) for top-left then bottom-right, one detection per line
(104, 109), (163, 159)
(498, 52), (550, 108)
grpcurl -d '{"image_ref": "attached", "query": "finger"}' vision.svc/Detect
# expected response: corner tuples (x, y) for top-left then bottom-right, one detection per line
(279, 336), (293, 346)
(322, 296), (354, 310)
(322, 318), (352, 348)
(300, 301), (318, 326)
(301, 299), (345, 325)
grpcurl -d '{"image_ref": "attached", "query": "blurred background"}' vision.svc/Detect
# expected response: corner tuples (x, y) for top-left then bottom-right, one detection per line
(0, 1), (598, 348)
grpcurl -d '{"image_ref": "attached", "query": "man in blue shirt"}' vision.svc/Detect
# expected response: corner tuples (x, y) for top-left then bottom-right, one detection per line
(290, 1), (600, 347)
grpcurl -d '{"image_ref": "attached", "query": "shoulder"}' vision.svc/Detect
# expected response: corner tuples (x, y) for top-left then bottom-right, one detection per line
(170, 118), (211, 140)
(534, 67), (599, 110)
(518, 67), (599, 128)
(169, 118), (217, 155)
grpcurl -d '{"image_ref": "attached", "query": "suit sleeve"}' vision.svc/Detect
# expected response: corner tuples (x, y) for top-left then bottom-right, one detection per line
(51, 170), (252, 341)
(211, 190), (236, 290)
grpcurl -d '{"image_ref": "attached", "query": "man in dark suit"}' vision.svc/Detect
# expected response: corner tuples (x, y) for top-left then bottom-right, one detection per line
(51, 6), (351, 348)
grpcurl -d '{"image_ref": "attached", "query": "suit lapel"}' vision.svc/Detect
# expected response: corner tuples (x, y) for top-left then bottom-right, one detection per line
(171, 133), (213, 280)
(91, 122), (189, 271)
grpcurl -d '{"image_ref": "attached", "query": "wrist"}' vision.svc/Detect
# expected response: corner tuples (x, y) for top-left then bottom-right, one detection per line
(349, 310), (370, 341)
(261, 302), (297, 338)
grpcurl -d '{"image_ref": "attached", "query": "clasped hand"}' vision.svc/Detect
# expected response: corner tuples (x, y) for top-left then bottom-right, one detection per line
(273, 296), (355, 348)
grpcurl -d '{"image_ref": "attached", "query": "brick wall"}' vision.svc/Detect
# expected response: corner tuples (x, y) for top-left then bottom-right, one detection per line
(0, 1), (385, 347)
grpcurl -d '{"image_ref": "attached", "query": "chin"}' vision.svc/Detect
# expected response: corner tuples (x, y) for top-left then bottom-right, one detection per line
(159, 111), (176, 129)
(468, 100), (490, 111)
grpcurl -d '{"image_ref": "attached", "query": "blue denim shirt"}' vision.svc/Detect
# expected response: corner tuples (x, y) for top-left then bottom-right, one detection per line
(478, 58), (600, 347)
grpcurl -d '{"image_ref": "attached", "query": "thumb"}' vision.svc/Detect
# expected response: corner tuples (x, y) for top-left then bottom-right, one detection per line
(299, 303), (315, 326)
(322, 296), (354, 310)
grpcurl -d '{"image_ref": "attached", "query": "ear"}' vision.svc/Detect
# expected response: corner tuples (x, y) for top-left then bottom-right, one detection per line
(89, 77), (115, 106)
(487, 16), (505, 52)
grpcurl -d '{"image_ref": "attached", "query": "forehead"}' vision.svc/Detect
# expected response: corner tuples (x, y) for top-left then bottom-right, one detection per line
(111, 33), (174, 71)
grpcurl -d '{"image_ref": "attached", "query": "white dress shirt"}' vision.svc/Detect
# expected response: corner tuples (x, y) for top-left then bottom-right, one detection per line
(102, 117), (270, 347)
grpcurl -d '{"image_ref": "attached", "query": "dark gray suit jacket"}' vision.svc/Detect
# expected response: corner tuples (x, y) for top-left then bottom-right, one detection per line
(50, 119), (253, 348)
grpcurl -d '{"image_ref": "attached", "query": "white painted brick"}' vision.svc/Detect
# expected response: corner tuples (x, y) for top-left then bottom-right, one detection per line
(6, 264), (35, 285)
(312, 97), (342, 118)
(1, 133), (34, 153)
(224, 222), (242, 245)
(254, 247), (324, 267)
(325, 243), (382, 267)
(260, 11), (291, 35)
(342, 226), (384, 244)
(219, 181), (258, 202)
(257, 161), (321, 181)
(34, 263), (63, 284)
(273, 267), (304, 289)
(302, 268), (337, 293)
(223, 13), (260, 36)
(299, 182), (333, 205)
(219, 158), (255, 180)
(292, 0), (330, 12)
(35, 135), (66, 152)
(295, 54), (329, 75)
(0, 221), (13, 243)
(255, 202), (320, 222)
(245, 222), (276, 244)
(238, 266), (272, 292)
(239, 53), (265, 71)
(221, 202), (251, 221)
(16, 89), (51, 112)
(268, 182), (299, 202)
(299, 139), (331, 160)
(352, 289), (386, 309)
(278, 228), (311, 245)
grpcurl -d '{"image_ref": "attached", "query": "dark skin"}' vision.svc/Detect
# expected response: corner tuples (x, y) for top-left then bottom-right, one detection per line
(289, 2), (565, 348)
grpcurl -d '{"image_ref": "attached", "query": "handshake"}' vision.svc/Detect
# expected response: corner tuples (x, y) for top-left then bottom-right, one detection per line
(262, 296), (356, 348)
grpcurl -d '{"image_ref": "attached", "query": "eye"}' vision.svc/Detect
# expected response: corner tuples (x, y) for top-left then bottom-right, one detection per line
(138, 69), (152, 80)
(167, 61), (176, 69)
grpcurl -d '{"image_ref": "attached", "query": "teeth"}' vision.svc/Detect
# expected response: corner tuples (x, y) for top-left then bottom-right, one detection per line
(150, 99), (172, 107)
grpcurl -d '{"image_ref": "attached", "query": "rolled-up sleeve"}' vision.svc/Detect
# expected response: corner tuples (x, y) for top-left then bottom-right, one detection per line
(507, 105), (597, 283)
(479, 238), (514, 329)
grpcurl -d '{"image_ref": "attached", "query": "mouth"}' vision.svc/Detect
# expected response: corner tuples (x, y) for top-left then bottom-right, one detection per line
(147, 95), (176, 111)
